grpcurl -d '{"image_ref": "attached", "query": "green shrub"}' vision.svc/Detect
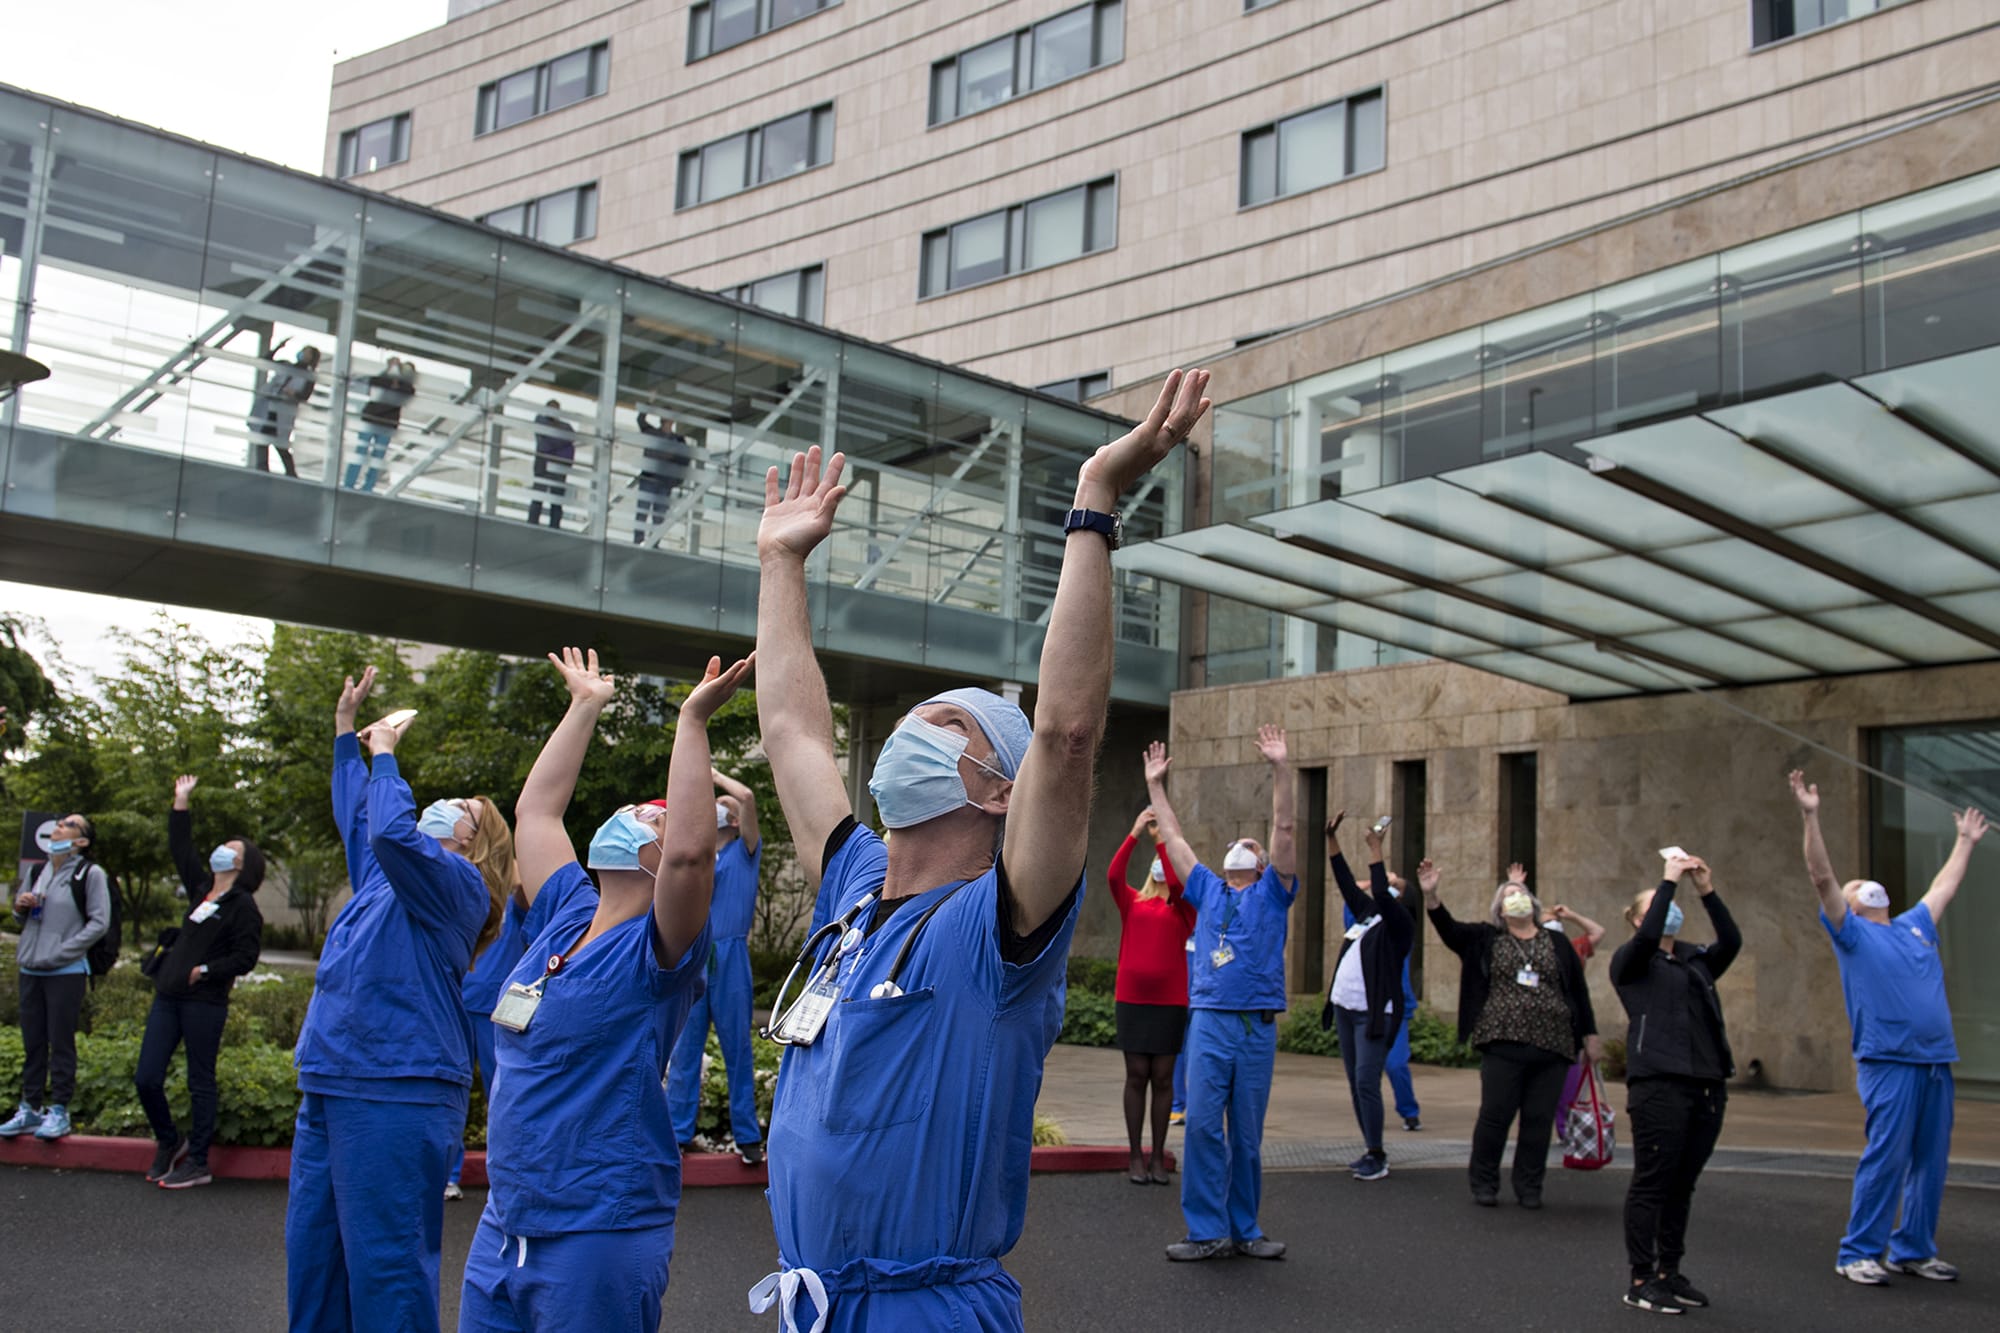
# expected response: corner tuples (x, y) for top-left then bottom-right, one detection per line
(1276, 996), (1340, 1058)
(0, 1025), (300, 1145)
(1032, 1114), (1067, 1147)
(1064, 955), (1119, 997)
(1405, 1004), (1481, 1068)
(689, 1027), (780, 1147)
(1597, 1037), (1627, 1082)
(1057, 987), (1117, 1047)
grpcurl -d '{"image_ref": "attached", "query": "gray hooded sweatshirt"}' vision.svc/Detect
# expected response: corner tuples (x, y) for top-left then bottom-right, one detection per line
(13, 857), (111, 973)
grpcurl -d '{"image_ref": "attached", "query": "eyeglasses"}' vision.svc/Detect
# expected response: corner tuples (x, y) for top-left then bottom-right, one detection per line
(614, 803), (665, 824)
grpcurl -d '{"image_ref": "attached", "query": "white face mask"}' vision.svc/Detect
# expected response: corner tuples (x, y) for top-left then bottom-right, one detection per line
(1148, 857), (1166, 883)
(716, 802), (733, 830)
(1855, 881), (1891, 910)
(1222, 843), (1260, 873)
(1501, 891), (1536, 919)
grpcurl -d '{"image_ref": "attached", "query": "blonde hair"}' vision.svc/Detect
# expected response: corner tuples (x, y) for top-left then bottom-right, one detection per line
(460, 796), (516, 962)
(1622, 887), (1654, 930)
(1137, 880), (1171, 903)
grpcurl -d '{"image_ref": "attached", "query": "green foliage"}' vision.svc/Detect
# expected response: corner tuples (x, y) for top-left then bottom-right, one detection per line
(690, 1026), (781, 1146)
(1065, 955), (1119, 997)
(0, 614), (59, 762)
(1057, 987), (1117, 1047)
(0, 1025), (299, 1147)
(1031, 1114), (1067, 1147)
(1405, 1004), (1482, 1068)
(1596, 1037), (1626, 1082)
(1276, 996), (1341, 1058)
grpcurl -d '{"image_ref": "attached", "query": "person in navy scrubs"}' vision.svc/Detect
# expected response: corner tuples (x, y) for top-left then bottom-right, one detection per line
(460, 645), (745, 1332)
(1144, 731), (1299, 1262)
(748, 370), (1212, 1332)
(287, 669), (514, 1333)
(666, 767), (765, 1164)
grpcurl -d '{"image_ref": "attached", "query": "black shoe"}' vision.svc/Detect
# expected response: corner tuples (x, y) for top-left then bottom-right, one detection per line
(158, 1159), (213, 1190)
(739, 1141), (766, 1167)
(1660, 1273), (1709, 1308)
(1403, 1116), (1422, 1131)
(1352, 1153), (1388, 1182)
(1623, 1279), (1685, 1314)
(1472, 1191), (1498, 1207)
(146, 1136), (188, 1183)
(1517, 1192), (1543, 1210)
(1165, 1238), (1236, 1262)
(1236, 1237), (1287, 1260)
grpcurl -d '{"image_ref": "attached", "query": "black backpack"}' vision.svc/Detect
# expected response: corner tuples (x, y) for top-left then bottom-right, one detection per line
(66, 857), (123, 981)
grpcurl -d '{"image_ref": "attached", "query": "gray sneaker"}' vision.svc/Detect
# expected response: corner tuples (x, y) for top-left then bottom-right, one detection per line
(1835, 1258), (1891, 1286)
(0, 1103), (43, 1137)
(158, 1159), (213, 1190)
(147, 1136), (189, 1183)
(1236, 1237), (1287, 1260)
(1165, 1238), (1235, 1262)
(1884, 1257), (1958, 1282)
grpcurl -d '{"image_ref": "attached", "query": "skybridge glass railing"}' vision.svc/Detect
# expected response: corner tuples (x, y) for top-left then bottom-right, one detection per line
(0, 85), (1179, 699)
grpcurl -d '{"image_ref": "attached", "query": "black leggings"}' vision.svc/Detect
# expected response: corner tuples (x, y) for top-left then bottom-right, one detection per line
(1122, 1051), (1176, 1166)
(135, 996), (230, 1162)
(1624, 1077), (1726, 1278)
(1469, 1040), (1572, 1199)
(18, 972), (88, 1107)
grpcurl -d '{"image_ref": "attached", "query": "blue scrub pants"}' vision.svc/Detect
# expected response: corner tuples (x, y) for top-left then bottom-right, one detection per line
(460, 1209), (673, 1333)
(1386, 1012), (1420, 1121)
(1171, 1051), (1186, 1115)
(1839, 1060), (1955, 1266)
(450, 1015), (499, 1186)
(1335, 1006), (1391, 1153)
(666, 937), (761, 1146)
(287, 1090), (461, 1333)
(1179, 1007), (1277, 1242)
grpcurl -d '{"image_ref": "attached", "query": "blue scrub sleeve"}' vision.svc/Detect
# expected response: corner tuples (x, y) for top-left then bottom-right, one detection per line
(1181, 864), (1220, 913)
(1821, 908), (1861, 951)
(817, 818), (890, 933)
(1264, 863), (1300, 906)
(366, 754), (489, 938)
(331, 733), (374, 884)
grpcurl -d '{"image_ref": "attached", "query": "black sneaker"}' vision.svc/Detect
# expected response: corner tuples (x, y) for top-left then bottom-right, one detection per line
(1472, 1191), (1498, 1207)
(146, 1136), (188, 1183)
(1165, 1238), (1236, 1262)
(1235, 1237), (1286, 1260)
(1623, 1279), (1685, 1314)
(1661, 1273), (1709, 1307)
(739, 1140), (766, 1167)
(1352, 1153), (1389, 1182)
(1403, 1116), (1422, 1131)
(158, 1159), (213, 1190)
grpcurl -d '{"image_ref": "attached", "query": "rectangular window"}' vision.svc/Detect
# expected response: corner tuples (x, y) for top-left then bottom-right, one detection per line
(690, 0), (838, 60)
(1035, 372), (1111, 401)
(476, 42), (610, 135)
(336, 113), (411, 177)
(1241, 87), (1385, 207)
(1244, 0), (1288, 10)
(479, 184), (599, 246)
(929, 1), (1123, 126)
(725, 263), (826, 324)
(1498, 751), (1538, 881)
(676, 105), (835, 208)
(920, 177), (1115, 296)
(1752, 1), (1903, 47)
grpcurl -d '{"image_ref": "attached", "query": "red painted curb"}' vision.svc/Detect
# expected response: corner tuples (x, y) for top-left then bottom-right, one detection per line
(1, 1135), (1164, 1187)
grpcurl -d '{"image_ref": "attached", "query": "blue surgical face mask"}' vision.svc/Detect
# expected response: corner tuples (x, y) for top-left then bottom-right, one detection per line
(417, 799), (467, 841)
(209, 846), (239, 873)
(1663, 902), (1685, 935)
(48, 838), (74, 854)
(588, 808), (661, 871)
(868, 714), (1008, 831)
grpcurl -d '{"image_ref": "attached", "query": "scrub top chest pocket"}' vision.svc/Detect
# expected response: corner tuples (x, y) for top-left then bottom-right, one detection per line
(818, 987), (940, 1135)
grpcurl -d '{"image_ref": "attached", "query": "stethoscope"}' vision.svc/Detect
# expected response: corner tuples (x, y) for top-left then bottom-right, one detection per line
(761, 882), (970, 1044)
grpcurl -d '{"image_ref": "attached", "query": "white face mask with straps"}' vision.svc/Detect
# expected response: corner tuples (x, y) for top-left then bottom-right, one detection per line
(1222, 843), (1260, 872)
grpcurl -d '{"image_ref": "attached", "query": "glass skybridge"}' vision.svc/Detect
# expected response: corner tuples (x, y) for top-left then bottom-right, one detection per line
(0, 84), (1178, 705)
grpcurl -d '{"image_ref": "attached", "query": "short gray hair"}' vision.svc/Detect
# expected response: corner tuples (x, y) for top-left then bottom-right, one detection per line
(1489, 882), (1540, 928)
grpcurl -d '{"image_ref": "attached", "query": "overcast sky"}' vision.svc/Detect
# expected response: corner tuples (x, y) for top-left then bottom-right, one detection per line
(2, 2), (443, 686)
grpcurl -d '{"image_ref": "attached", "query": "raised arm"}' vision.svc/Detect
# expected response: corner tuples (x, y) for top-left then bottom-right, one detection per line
(1258, 724), (1296, 882)
(1689, 857), (1742, 976)
(1789, 770), (1845, 927)
(1420, 860), (1486, 958)
(331, 667), (377, 871)
(712, 767), (761, 856)
(755, 447), (853, 880)
(1004, 370), (1211, 932)
(654, 655), (753, 964)
(1325, 812), (1372, 921)
(362, 725), (483, 935)
(1921, 806), (1987, 926)
(169, 774), (205, 896)
(514, 647), (613, 902)
(1552, 903), (1607, 952)
(1142, 740), (1198, 887)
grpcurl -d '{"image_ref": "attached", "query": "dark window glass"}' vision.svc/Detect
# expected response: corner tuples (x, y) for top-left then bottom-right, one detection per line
(922, 176), (1117, 295)
(1032, 6), (1095, 87)
(760, 111), (813, 183)
(959, 38), (1015, 116)
(477, 43), (609, 134)
(679, 105), (832, 207)
(482, 204), (528, 235)
(690, 0), (834, 58)
(495, 70), (539, 131)
(546, 49), (594, 112)
(1241, 128), (1276, 207)
(1241, 88), (1385, 206)
(1499, 752), (1537, 880)
(1035, 372), (1110, 401)
(930, 2), (1122, 125)
(930, 61), (959, 123)
(1753, 1), (1905, 48)
(950, 211), (1009, 289)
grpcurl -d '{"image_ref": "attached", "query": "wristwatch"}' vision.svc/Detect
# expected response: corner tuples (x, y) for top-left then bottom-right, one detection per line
(1062, 508), (1122, 549)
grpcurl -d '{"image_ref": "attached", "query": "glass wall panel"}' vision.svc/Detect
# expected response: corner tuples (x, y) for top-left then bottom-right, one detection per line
(1862, 172), (2000, 372)
(1480, 294), (1595, 460)
(1297, 357), (1388, 497)
(1720, 214), (1864, 400)
(0, 89), (50, 436)
(1592, 256), (1721, 434)
(829, 342), (937, 661)
(1381, 330), (1482, 483)
(1211, 383), (1288, 523)
(924, 376), (1025, 676)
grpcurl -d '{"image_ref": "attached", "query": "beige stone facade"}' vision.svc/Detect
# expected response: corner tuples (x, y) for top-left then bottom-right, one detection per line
(326, 0), (1998, 394)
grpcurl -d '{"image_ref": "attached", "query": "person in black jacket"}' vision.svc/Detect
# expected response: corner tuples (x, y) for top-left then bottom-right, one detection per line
(1611, 851), (1740, 1315)
(1318, 813), (1414, 1181)
(136, 774), (266, 1189)
(1424, 867), (1601, 1208)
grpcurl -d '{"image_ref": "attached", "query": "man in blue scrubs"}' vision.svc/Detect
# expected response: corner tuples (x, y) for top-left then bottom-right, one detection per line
(666, 768), (764, 1165)
(1146, 726), (1298, 1261)
(1791, 769), (1984, 1287)
(748, 370), (1212, 1332)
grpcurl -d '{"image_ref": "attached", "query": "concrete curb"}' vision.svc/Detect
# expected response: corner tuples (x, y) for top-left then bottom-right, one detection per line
(0, 1135), (1167, 1188)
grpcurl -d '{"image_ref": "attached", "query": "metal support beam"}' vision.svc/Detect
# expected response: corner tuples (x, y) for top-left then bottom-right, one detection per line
(852, 424), (1007, 593)
(3, 112), (52, 431)
(321, 223), (364, 487)
(587, 297), (623, 545)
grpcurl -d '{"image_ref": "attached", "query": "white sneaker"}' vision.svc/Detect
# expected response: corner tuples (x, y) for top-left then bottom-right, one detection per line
(443, 1181), (464, 1201)
(1884, 1256), (1958, 1282)
(1836, 1259), (1891, 1286)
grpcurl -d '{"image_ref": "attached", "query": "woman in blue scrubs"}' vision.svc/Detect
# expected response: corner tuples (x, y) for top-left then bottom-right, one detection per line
(446, 885), (532, 1201)
(748, 369), (1211, 1333)
(459, 645), (744, 1333)
(288, 668), (515, 1333)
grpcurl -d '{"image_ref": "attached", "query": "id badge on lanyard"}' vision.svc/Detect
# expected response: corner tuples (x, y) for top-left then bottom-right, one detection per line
(491, 982), (543, 1032)
(773, 926), (863, 1046)
(1516, 967), (1540, 989)
(1211, 938), (1236, 969)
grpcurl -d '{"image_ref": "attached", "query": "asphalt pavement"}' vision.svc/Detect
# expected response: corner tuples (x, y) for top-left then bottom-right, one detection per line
(3, 1162), (1996, 1331)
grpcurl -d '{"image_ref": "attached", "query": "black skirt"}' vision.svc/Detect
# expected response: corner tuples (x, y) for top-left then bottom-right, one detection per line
(1115, 1001), (1189, 1055)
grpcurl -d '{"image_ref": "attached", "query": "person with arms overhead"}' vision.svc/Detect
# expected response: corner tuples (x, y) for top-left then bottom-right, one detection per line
(1106, 800), (1193, 1185)
(748, 370), (1211, 1331)
(1319, 812), (1412, 1182)
(1147, 727), (1299, 1262)
(667, 767), (767, 1166)
(1790, 770), (1981, 1287)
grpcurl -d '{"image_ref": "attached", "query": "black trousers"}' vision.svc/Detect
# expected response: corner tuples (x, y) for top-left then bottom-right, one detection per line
(18, 972), (89, 1107)
(135, 995), (231, 1162)
(1624, 1076), (1727, 1277)
(1469, 1040), (1572, 1199)
(527, 476), (568, 528)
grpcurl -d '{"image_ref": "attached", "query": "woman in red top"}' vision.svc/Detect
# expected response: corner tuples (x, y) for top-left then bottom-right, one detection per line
(1109, 805), (1196, 1186)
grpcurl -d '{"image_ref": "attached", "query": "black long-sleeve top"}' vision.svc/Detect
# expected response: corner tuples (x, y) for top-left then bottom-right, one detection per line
(1610, 880), (1741, 1083)
(1319, 854), (1413, 1041)
(156, 809), (264, 1004)
(1428, 899), (1597, 1049)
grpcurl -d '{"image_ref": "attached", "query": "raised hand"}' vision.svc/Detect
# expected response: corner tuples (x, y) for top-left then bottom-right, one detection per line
(1788, 769), (1819, 816)
(1255, 724), (1288, 767)
(717, 793), (743, 825)
(174, 774), (199, 804)
(1664, 853), (1699, 881)
(1417, 858), (1441, 897)
(1131, 805), (1157, 839)
(1551, 904), (1574, 922)
(336, 665), (377, 730)
(1956, 807), (1988, 844)
(681, 653), (755, 726)
(1143, 740), (1171, 788)
(360, 719), (402, 758)
(1506, 862), (1528, 886)
(1363, 820), (1384, 861)
(759, 446), (848, 561)
(1690, 857), (1715, 895)
(1075, 369), (1211, 508)
(548, 646), (615, 708)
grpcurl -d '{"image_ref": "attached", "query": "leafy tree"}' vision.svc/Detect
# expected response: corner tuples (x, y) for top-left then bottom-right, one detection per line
(0, 615), (59, 767)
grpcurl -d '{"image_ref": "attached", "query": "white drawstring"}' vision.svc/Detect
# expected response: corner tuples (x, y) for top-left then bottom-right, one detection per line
(500, 1234), (528, 1269)
(748, 1267), (829, 1333)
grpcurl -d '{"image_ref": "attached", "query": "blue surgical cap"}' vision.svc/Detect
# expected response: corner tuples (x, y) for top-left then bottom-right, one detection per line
(917, 686), (1032, 781)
